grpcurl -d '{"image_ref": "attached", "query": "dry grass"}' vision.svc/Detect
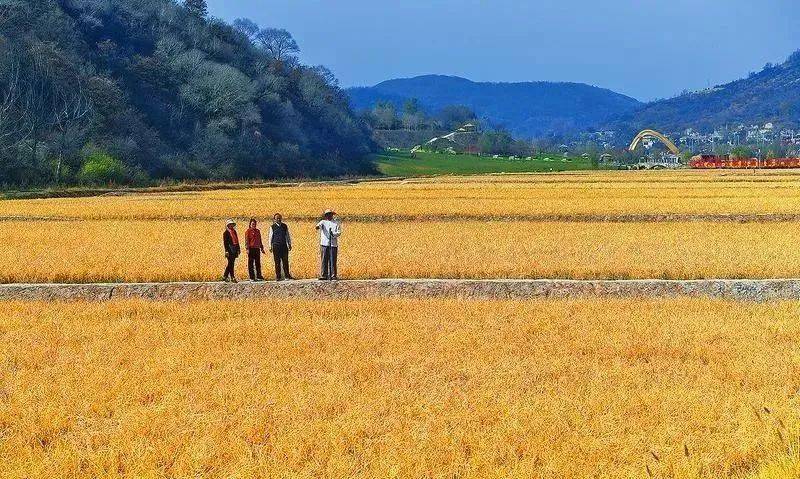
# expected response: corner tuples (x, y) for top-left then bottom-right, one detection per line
(1, 297), (799, 478)
(2, 219), (800, 282)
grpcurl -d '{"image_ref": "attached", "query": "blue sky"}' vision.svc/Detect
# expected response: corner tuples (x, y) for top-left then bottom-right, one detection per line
(206, 0), (798, 101)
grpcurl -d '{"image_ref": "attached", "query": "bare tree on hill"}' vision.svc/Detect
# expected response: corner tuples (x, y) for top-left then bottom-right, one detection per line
(256, 28), (299, 62)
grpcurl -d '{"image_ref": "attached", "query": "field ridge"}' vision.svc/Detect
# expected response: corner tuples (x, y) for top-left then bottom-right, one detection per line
(3, 278), (800, 302)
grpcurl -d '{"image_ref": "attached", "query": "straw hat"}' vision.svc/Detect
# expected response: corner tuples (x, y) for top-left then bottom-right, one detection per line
(226, 219), (236, 226)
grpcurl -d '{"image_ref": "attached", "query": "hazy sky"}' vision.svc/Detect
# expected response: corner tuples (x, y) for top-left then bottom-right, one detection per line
(206, 0), (798, 101)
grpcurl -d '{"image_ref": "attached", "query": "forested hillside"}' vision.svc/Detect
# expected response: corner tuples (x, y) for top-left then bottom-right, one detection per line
(610, 51), (800, 137)
(347, 75), (642, 139)
(0, 0), (375, 187)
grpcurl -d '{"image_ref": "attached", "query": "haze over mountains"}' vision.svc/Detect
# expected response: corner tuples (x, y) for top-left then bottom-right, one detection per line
(347, 76), (642, 139)
(349, 50), (800, 141)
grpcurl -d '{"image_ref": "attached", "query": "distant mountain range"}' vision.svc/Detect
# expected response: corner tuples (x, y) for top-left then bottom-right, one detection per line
(611, 51), (800, 138)
(348, 50), (800, 141)
(346, 75), (642, 138)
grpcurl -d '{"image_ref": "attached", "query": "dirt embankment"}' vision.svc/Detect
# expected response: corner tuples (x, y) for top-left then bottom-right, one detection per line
(1, 279), (798, 302)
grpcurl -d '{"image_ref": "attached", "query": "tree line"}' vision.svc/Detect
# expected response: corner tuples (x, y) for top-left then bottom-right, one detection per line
(0, 0), (376, 188)
(360, 99), (478, 132)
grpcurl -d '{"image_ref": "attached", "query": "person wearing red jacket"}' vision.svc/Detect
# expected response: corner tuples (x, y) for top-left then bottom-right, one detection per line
(245, 218), (266, 282)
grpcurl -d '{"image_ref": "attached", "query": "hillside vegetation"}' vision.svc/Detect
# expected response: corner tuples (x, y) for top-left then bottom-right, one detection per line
(0, 0), (374, 187)
(347, 75), (642, 138)
(611, 51), (800, 137)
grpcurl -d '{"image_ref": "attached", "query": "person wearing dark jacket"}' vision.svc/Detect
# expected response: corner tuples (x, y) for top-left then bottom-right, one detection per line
(245, 218), (266, 281)
(222, 219), (240, 283)
(268, 213), (294, 281)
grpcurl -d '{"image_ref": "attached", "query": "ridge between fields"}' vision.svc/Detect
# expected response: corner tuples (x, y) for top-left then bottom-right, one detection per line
(1, 278), (799, 302)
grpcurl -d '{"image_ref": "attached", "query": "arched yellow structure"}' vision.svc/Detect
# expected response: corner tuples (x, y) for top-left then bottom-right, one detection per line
(628, 129), (680, 155)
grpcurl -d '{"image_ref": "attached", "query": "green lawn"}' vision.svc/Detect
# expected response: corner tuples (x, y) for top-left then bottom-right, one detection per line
(372, 150), (597, 176)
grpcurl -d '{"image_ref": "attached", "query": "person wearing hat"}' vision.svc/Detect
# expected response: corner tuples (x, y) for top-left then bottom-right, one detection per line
(222, 219), (241, 283)
(245, 218), (266, 281)
(315, 209), (342, 280)
(268, 213), (294, 281)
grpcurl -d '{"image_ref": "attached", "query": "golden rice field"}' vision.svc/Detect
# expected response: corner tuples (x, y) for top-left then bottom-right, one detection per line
(5, 170), (800, 221)
(4, 170), (800, 281)
(4, 170), (800, 479)
(4, 219), (800, 282)
(1, 298), (799, 478)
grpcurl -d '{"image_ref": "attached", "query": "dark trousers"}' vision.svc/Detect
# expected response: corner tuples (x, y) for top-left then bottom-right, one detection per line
(248, 248), (263, 280)
(320, 246), (338, 279)
(223, 254), (237, 279)
(272, 244), (290, 279)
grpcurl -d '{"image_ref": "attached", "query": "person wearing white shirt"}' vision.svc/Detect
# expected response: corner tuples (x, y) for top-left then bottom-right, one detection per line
(315, 209), (342, 280)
